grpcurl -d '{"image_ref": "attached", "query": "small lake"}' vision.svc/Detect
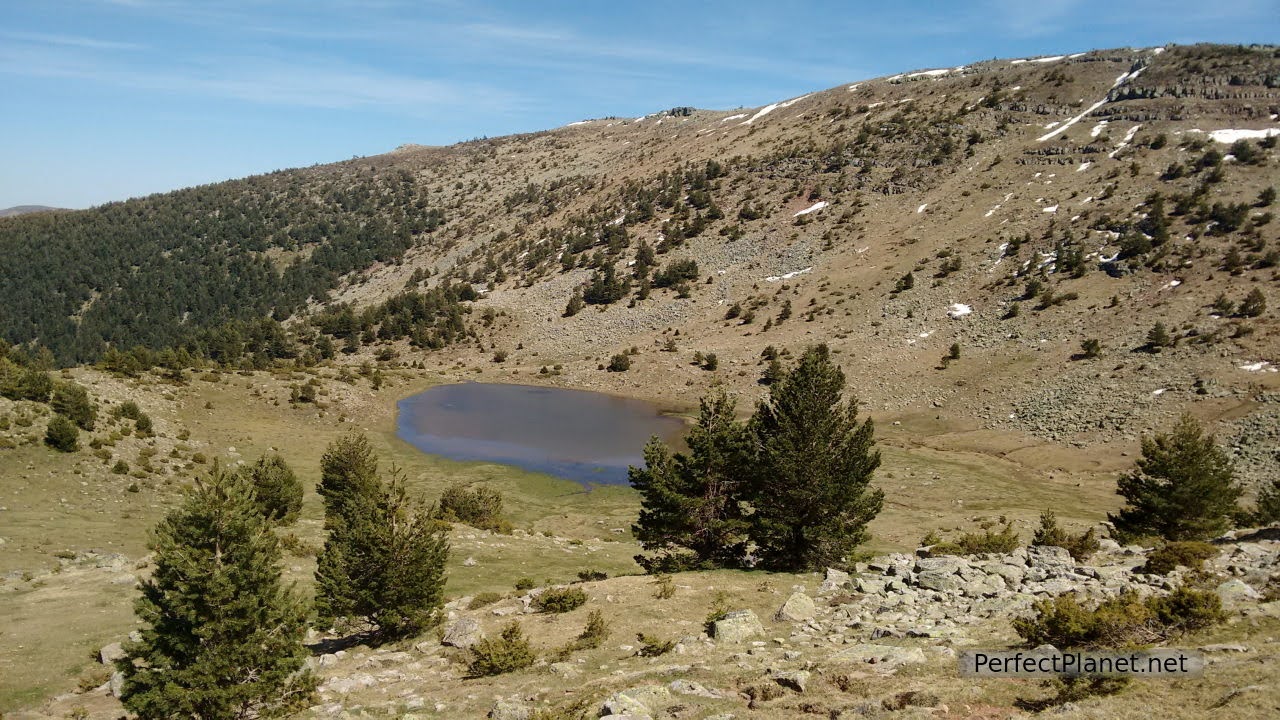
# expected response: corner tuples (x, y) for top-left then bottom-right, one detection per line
(396, 383), (687, 485)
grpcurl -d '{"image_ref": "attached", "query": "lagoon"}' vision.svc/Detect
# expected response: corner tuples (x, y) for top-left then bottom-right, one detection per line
(396, 382), (686, 484)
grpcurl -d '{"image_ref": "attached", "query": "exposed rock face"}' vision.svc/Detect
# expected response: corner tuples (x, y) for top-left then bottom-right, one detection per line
(441, 617), (482, 648)
(600, 685), (671, 717)
(712, 610), (764, 643)
(774, 592), (817, 621)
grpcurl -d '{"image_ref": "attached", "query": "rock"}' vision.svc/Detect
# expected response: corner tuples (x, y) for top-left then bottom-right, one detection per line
(109, 671), (125, 699)
(820, 568), (851, 593)
(915, 556), (966, 575)
(549, 661), (581, 678)
(983, 563), (1026, 585)
(441, 618), (482, 648)
(1027, 544), (1075, 569)
(775, 592), (817, 622)
(488, 699), (531, 720)
(833, 643), (928, 670)
(601, 685), (670, 716)
(463, 556), (477, 566)
(1216, 579), (1262, 606)
(1199, 643), (1249, 653)
(99, 642), (126, 665)
(316, 653), (340, 667)
(669, 679), (720, 698)
(856, 575), (889, 594)
(961, 575), (1006, 598)
(713, 610), (764, 643)
(915, 571), (960, 593)
(771, 669), (811, 692)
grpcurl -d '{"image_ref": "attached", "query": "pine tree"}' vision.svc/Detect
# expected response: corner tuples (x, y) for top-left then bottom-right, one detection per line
(118, 469), (315, 719)
(630, 387), (752, 571)
(241, 453), (304, 525)
(315, 435), (449, 640)
(746, 344), (883, 570)
(44, 414), (79, 452)
(1237, 288), (1266, 318)
(1255, 478), (1280, 525)
(50, 381), (96, 430)
(1110, 414), (1243, 542)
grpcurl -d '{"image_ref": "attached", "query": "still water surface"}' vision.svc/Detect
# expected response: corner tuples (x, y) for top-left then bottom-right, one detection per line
(396, 383), (687, 484)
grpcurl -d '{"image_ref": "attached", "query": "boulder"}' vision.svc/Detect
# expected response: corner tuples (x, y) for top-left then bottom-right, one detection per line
(109, 671), (125, 699)
(99, 642), (126, 665)
(820, 568), (852, 593)
(775, 592), (817, 622)
(833, 643), (928, 670)
(600, 685), (670, 717)
(441, 618), (483, 648)
(489, 699), (531, 720)
(771, 669), (811, 692)
(712, 610), (763, 643)
(1216, 579), (1262, 606)
(669, 679), (720, 698)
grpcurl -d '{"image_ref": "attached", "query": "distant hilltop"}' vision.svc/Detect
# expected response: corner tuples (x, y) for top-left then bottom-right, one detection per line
(0, 205), (63, 218)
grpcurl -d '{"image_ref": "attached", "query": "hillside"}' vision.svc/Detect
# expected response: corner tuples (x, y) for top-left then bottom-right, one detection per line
(0, 205), (62, 218)
(1, 43), (1277, 475)
(1, 42), (1280, 719)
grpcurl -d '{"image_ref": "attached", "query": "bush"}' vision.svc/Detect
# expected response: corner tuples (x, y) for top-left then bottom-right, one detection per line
(111, 460), (130, 474)
(514, 577), (535, 592)
(1032, 511), (1100, 561)
(607, 353), (631, 372)
(468, 621), (535, 676)
(1139, 541), (1219, 575)
(652, 574), (675, 599)
(436, 483), (511, 533)
(576, 569), (608, 582)
(1014, 586), (1224, 650)
(636, 632), (675, 657)
(51, 381), (96, 430)
(44, 414), (79, 452)
(1237, 288), (1266, 318)
(535, 586), (587, 613)
(468, 591), (504, 610)
(553, 609), (612, 661)
(932, 522), (1020, 556)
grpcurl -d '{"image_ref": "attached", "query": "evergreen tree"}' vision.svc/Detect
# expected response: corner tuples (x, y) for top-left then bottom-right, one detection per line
(118, 469), (315, 719)
(315, 435), (449, 640)
(746, 345), (883, 570)
(1110, 414), (1243, 542)
(44, 414), (79, 452)
(241, 453), (304, 525)
(1146, 322), (1171, 350)
(1237, 288), (1266, 318)
(1255, 478), (1280, 525)
(50, 381), (96, 430)
(630, 387), (752, 571)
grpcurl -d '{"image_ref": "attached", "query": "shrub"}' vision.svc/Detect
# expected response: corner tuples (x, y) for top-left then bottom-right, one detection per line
(51, 381), (96, 431)
(702, 353), (718, 371)
(44, 414), (79, 452)
(535, 586), (587, 613)
(436, 483), (511, 533)
(652, 574), (675, 599)
(514, 577), (536, 592)
(1148, 586), (1225, 632)
(1237, 288), (1266, 318)
(553, 609), (612, 661)
(1032, 510), (1100, 561)
(468, 591), (504, 610)
(607, 353), (631, 372)
(933, 522), (1020, 556)
(468, 622), (535, 676)
(1080, 338), (1102, 359)
(576, 569), (608, 582)
(1139, 541), (1218, 575)
(112, 460), (130, 474)
(636, 632), (675, 657)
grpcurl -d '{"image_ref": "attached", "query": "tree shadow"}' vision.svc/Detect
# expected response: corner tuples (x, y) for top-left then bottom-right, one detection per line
(307, 629), (379, 656)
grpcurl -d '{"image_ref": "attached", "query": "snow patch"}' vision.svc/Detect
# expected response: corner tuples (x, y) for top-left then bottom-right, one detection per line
(1090, 120), (1109, 138)
(1204, 128), (1280, 143)
(1043, 205), (1058, 213)
(1239, 361), (1277, 372)
(916, 203), (928, 214)
(1109, 125), (1142, 158)
(721, 113), (747, 122)
(743, 94), (810, 125)
(764, 267), (813, 282)
(1151, 388), (1166, 396)
(947, 303), (973, 319)
(1077, 162), (1091, 172)
(847, 84), (859, 92)
(794, 201), (828, 217)
(566, 120), (589, 126)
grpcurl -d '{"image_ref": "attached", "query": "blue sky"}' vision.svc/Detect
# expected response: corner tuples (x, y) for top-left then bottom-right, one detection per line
(1, 0), (1277, 209)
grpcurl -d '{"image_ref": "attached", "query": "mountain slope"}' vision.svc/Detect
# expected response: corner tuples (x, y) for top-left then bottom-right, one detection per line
(1, 42), (1278, 477)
